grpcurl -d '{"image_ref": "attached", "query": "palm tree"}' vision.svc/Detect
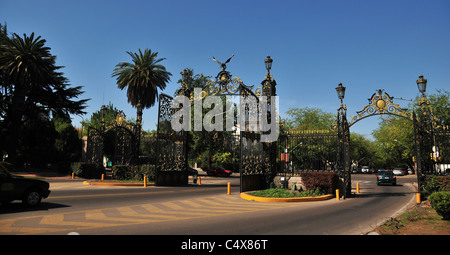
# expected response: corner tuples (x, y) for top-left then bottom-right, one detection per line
(112, 48), (172, 124)
(0, 32), (58, 164)
(0, 29), (88, 165)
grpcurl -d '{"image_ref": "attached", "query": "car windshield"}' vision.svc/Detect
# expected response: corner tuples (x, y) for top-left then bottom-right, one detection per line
(378, 170), (393, 175)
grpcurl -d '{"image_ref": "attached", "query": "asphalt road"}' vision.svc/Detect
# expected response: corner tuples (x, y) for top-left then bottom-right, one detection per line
(0, 174), (417, 235)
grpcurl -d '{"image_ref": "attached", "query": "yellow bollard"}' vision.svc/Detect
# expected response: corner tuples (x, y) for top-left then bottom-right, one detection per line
(101, 174), (104, 181)
(198, 177), (201, 185)
(227, 182), (231, 195)
(416, 193), (421, 204)
(72, 172), (75, 179)
(356, 182), (360, 194)
(144, 175), (147, 188)
(336, 189), (340, 200)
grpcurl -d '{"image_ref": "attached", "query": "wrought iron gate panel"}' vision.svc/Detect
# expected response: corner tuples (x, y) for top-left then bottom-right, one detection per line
(280, 130), (339, 174)
(239, 84), (275, 192)
(433, 125), (450, 175)
(86, 112), (139, 167)
(155, 93), (188, 186)
(86, 127), (104, 166)
(104, 126), (137, 165)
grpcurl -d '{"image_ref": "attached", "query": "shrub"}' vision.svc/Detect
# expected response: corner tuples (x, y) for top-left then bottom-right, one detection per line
(249, 188), (323, 198)
(423, 176), (450, 198)
(112, 164), (155, 181)
(300, 172), (340, 194)
(71, 162), (104, 179)
(428, 191), (450, 220)
(140, 164), (155, 181)
(112, 165), (130, 180)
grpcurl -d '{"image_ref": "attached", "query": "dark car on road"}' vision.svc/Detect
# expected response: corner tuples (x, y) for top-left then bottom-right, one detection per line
(205, 166), (232, 177)
(377, 169), (396, 186)
(0, 164), (51, 206)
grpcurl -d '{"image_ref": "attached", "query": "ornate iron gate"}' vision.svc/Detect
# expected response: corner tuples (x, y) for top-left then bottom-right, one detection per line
(154, 55), (278, 191)
(104, 126), (137, 165)
(239, 84), (277, 192)
(85, 112), (138, 167)
(155, 93), (189, 186)
(414, 93), (450, 193)
(86, 127), (104, 166)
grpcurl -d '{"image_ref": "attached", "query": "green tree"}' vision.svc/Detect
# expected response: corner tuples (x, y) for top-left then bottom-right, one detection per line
(80, 103), (122, 136)
(112, 48), (172, 124)
(349, 133), (382, 169)
(372, 115), (415, 169)
(0, 24), (88, 165)
(284, 107), (334, 131)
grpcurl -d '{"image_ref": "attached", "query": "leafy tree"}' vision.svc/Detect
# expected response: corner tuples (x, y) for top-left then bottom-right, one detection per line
(53, 117), (82, 163)
(0, 24), (88, 165)
(80, 103), (122, 136)
(369, 89), (449, 169)
(284, 107), (334, 131)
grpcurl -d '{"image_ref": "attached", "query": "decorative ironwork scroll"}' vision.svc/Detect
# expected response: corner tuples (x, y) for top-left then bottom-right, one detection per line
(349, 89), (411, 127)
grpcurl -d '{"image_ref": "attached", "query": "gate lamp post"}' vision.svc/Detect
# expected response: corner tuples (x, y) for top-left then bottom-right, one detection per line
(264, 55), (273, 72)
(335, 82), (346, 106)
(416, 74), (427, 94)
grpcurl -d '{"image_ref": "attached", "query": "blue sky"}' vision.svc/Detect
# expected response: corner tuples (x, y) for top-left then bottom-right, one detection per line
(1, 0), (449, 139)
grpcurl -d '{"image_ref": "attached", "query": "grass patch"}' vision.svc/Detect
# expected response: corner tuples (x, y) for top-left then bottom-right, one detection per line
(249, 188), (324, 198)
(103, 179), (154, 184)
(374, 201), (450, 235)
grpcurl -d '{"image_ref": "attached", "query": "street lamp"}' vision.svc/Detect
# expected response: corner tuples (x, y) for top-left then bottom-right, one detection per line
(416, 74), (427, 94)
(335, 82), (346, 103)
(265, 55), (273, 72)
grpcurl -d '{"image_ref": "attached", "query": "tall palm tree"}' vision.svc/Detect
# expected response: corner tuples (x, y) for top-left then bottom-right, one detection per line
(112, 49), (172, 123)
(0, 32), (58, 164)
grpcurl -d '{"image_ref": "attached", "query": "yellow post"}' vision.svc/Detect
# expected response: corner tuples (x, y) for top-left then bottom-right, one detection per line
(356, 182), (360, 194)
(101, 174), (104, 181)
(144, 175), (147, 188)
(198, 177), (201, 185)
(72, 172), (75, 179)
(336, 189), (340, 200)
(227, 182), (231, 195)
(416, 193), (421, 204)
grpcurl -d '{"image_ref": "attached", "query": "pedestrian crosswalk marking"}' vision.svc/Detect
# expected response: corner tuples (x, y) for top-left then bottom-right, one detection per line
(0, 194), (298, 235)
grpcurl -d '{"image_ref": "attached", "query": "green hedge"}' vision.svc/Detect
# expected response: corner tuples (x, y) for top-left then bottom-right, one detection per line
(428, 191), (450, 220)
(71, 162), (104, 179)
(422, 175), (450, 198)
(112, 164), (155, 181)
(300, 172), (340, 195)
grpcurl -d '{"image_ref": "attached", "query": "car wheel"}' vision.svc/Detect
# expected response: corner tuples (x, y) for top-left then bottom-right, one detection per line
(23, 189), (42, 206)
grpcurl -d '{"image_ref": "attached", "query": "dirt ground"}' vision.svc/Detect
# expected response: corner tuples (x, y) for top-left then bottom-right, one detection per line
(374, 201), (450, 235)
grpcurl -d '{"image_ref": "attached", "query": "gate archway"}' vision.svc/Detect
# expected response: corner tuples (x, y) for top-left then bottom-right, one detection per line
(155, 55), (278, 192)
(85, 112), (139, 167)
(337, 75), (447, 196)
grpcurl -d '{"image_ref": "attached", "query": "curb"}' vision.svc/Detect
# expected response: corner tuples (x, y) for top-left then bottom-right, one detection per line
(240, 192), (333, 202)
(83, 181), (154, 187)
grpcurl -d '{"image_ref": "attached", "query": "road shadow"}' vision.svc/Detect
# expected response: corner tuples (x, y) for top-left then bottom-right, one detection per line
(0, 202), (70, 215)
